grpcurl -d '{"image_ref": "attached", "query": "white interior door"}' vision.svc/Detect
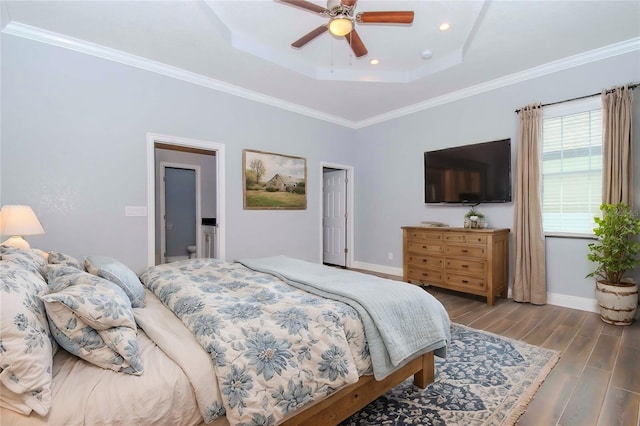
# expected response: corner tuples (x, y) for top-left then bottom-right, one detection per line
(323, 169), (347, 266)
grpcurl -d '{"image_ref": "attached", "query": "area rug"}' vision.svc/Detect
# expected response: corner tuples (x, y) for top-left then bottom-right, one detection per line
(342, 323), (560, 426)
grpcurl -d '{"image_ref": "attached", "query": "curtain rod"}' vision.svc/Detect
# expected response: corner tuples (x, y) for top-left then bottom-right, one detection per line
(514, 82), (639, 114)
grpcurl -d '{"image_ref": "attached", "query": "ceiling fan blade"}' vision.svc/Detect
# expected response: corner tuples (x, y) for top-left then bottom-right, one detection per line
(357, 11), (415, 24)
(292, 25), (328, 48)
(345, 29), (367, 57)
(279, 0), (328, 15)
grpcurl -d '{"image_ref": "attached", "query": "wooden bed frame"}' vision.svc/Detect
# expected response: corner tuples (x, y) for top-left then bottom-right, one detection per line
(281, 351), (435, 425)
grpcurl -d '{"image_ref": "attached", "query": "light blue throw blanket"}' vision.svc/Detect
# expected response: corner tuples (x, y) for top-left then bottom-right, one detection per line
(237, 255), (451, 380)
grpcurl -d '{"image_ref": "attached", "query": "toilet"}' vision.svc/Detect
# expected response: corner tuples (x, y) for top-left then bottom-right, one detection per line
(186, 245), (197, 259)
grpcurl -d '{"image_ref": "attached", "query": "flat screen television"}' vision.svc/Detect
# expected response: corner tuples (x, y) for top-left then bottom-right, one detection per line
(424, 138), (512, 204)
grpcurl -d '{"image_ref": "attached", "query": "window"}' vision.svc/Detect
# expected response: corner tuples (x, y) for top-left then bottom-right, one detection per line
(541, 98), (602, 235)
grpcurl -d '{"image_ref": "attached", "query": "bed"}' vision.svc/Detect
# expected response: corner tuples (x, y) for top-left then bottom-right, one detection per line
(0, 247), (450, 425)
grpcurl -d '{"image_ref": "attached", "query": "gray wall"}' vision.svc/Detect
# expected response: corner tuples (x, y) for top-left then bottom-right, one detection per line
(1, 34), (356, 273)
(2, 32), (639, 308)
(353, 51), (640, 303)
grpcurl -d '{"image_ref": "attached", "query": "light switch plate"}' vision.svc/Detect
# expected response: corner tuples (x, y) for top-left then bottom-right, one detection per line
(125, 206), (147, 217)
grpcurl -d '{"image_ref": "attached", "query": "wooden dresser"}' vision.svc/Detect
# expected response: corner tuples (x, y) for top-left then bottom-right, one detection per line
(402, 226), (510, 306)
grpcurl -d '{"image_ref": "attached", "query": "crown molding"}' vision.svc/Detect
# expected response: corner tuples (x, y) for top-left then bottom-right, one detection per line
(3, 21), (638, 130)
(355, 37), (640, 128)
(1, 22), (357, 128)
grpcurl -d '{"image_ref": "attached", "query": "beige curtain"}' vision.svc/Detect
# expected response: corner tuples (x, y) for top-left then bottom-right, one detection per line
(513, 104), (547, 305)
(602, 86), (633, 204)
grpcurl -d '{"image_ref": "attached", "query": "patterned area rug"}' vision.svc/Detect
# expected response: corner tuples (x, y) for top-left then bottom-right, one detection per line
(342, 323), (560, 426)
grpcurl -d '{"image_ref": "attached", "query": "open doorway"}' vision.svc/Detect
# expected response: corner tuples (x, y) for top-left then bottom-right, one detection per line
(160, 163), (200, 263)
(321, 163), (354, 268)
(146, 133), (226, 267)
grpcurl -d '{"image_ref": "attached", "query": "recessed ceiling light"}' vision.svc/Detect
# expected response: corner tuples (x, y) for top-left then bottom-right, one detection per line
(421, 49), (433, 60)
(370, 59), (379, 65)
(439, 23), (451, 31)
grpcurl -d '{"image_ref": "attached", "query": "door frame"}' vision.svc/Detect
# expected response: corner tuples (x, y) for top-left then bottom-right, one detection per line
(319, 162), (354, 267)
(146, 132), (226, 268)
(159, 162), (201, 263)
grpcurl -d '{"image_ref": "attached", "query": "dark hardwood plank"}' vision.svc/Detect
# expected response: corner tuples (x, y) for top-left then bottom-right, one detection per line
(620, 322), (640, 349)
(597, 386), (640, 426)
(542, 324), (580, 353)
(517, 370), (577, 425)
(559, 366), (611, 426)
(587, 333), (620, 371)
(611, 345), (640, 393)
(553, 334), (597, 377)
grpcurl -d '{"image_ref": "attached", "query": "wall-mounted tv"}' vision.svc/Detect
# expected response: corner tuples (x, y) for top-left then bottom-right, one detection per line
(424, 138), (512, 204)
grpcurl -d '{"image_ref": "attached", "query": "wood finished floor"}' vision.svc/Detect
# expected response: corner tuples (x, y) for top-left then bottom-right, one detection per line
(353, 269), (640, 426)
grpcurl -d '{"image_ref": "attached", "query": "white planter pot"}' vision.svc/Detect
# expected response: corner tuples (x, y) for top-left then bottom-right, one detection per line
(595, 281), (638, 325)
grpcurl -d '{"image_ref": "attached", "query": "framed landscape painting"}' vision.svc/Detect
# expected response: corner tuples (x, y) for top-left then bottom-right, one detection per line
(243, 149), (307, 210)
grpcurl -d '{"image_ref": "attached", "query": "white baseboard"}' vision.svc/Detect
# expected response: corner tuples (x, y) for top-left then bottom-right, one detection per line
(546, 292), (599, 313)
(352, 261), (600, 314)
(351, 261), (404, 278)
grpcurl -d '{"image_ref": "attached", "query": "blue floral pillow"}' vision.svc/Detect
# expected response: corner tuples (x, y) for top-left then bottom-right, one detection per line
(0, 261), (54, 416)
(41, 267), (144, 375)
(47, 251), (85, 271)
(84, 256), (145, 308)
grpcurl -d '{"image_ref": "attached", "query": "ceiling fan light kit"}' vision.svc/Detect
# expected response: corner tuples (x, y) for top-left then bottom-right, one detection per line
(279, 0), (414, 58)
(329, 16), (353, 36)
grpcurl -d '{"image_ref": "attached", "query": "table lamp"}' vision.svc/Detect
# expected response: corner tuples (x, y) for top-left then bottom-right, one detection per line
(0, 205), (45, 249)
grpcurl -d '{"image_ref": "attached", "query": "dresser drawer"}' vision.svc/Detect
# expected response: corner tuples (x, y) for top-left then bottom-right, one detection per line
(445, 272), (486, 290)
(443, 233), (488, 245)
(445, 258), (486, 275)
(407, 241), (443, 255)
(406, 230), (443, 243)
(444, 245), (486, 258)
(407, 267), (444, 285)
(407, 255), (443, 270)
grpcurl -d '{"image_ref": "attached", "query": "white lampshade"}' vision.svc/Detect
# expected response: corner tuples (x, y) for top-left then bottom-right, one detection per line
(329, 16), (353, 37)
(0, 205), (45, 249)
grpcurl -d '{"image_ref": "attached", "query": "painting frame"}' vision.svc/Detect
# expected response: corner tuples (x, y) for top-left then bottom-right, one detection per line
(243, 149), (307, 210)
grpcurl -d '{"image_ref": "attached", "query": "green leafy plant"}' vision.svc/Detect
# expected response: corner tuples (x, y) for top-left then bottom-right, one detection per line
(586, 203), (640, 284)
(464, 207), (484, 219)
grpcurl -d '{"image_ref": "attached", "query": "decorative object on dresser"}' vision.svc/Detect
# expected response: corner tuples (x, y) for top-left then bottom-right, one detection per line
(586, 202), (640, 325)
(463, 206), (486, 229)
(402, 226), (509, 306)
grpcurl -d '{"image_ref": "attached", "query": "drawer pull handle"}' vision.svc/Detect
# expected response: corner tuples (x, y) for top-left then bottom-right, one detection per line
(461, 249), (468, 253)
(461, 264), (468, 268)
(462, 280), (469, 283)
(422, 245), (427, 249)
(422, 259), (427, 262)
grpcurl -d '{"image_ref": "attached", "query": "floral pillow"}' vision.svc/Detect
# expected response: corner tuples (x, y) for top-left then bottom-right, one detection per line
(41, 268), (144, 375)
(0, 245), (47, 278)
(47, 251), (85, 271)
(85, 256), (145, 308)
(0, 261), (54, 416)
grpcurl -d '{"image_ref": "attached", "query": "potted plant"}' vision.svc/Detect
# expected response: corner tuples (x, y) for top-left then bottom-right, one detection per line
(464, 207), (485, 229)
(586, 202), (640, 325)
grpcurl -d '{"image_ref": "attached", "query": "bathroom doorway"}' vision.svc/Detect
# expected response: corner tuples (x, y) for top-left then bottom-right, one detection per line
(146, 133), (226, 267)
(160, 163), (200, 263)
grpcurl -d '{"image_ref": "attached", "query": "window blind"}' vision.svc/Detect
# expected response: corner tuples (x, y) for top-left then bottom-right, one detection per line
(542, 99), (602, 234)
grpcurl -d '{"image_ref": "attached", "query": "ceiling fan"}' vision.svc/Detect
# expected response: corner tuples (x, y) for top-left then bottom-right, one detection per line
(278, 0), (414, 58)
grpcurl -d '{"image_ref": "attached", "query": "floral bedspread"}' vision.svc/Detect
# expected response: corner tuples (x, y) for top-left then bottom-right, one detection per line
(140, 259), (371, 426)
